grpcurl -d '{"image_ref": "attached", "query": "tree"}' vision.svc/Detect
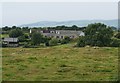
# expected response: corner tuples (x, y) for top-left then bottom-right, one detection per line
(2, 26), (11, 31)
(31, 33), (43, 45)
(18, 34), (29, 42)
(49, 38), (59, 46)
(9, 29), (23, 38)
(84, 23), (113, 46)
(72, 25), (78, 30)
(22, 27), (29, 33)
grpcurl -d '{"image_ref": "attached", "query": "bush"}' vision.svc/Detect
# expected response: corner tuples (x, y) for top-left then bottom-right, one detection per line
(45, 42), (49, 46)
(49, 38), (59, 46)
(61, 39), (68, 44)
(23, 43), (30, 48)
(114, 32), (120, 39)
(61, 36), (70, 44)
(76, 36), (85, 47)
(18, 33), (30, 42)
(110, 39), (120, 47)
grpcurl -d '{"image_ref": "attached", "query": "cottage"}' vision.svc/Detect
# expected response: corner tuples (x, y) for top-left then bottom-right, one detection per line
(42, 30), (84, 39)
(3, 38), (19, 47)
(30, 29), (85, 39)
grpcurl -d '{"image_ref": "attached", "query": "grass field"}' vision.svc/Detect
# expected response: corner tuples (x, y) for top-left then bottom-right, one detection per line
(2, 43), (118, 81)
(0, 34), (9, 38)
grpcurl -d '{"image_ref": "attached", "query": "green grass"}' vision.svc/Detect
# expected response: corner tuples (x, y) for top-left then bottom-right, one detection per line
(2, 43), (118, 81)
(0, 34), (9, 38)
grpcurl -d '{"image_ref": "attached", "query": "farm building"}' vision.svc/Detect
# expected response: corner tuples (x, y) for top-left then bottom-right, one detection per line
(2, 38), (19, 47)
(30, 29), (84, 39)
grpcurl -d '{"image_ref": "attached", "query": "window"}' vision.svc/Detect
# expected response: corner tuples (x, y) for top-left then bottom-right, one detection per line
(61, 36), (63, 39)
(56, 36), (59, 38)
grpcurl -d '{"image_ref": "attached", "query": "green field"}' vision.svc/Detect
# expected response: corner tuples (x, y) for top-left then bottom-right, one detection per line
(2, 44), (118, 81)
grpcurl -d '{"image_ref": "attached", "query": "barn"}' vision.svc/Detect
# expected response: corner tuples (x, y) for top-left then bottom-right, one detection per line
(2, 38), (19, 47)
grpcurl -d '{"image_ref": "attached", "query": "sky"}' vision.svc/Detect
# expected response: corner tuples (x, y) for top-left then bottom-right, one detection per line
(1, 1), (118, 27)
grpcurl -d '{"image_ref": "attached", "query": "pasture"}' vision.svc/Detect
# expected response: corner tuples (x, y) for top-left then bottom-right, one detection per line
(2, 44), (118, 81)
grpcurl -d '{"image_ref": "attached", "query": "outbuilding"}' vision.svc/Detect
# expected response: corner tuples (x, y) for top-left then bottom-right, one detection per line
(3, 38), (19, 47)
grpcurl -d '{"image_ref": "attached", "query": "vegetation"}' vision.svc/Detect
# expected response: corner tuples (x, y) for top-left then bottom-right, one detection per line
(76, 23), (120, 47)
(114, 32), (120, 39)
(76, 36), (85, 47)
(1, 23), (120, 48)
(1, 23), (119, 81)
(9, 29), (23, 38)
(49, 38), (59, 46)
(2, 43), (118, 81)
(61, 36), (71, 44)
(47, 25), (86, 30)
(83, 23), (113, 47)
(31, 33), (43, 45)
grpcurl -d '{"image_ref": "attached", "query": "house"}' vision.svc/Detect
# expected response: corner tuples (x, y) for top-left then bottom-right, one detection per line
(30, 29), (85, 39)
(2, 38), (19, 47)
(41, 30), (84, 39)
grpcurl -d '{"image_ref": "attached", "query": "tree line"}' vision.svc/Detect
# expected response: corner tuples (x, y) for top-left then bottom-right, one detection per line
(2, 23), (120, 47)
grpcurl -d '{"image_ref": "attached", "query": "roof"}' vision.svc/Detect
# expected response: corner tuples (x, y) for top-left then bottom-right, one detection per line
(41, 30), (84, 36)
(3, 38), (18, 42)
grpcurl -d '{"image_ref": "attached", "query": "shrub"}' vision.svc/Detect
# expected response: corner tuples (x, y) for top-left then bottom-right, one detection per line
(114, 32), (120, 39)
(45, 42), (49, 46)
(22, 43), (31, 48)
(49, 38), (59, 46)
(61, 39), (68, 44)
(61, 36), (70, 44)
(76, 36), (85, 47)
(110, 39), (120, 47)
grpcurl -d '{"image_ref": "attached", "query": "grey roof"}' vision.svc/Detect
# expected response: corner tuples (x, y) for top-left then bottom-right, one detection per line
(3, 38), (18, 42)
(41, 30), (84, 37)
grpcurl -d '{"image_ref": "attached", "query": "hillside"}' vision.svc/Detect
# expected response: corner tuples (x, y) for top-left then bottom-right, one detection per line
(19, 19), (118, 28)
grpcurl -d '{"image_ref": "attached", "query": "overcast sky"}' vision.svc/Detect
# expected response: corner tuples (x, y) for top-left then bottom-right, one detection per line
(1, 2), (118, 27)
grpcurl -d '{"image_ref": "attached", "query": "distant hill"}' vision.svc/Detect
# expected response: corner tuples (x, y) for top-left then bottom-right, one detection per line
(19, 19), (118, 28)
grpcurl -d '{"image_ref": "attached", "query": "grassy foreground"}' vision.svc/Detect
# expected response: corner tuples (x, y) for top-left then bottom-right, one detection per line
(2, 44), (118, 81)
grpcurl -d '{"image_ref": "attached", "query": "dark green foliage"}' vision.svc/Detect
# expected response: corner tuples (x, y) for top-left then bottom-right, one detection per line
(23, 43), (30, 48)
(76, 36), (85, 47)
(22, 27), (30, 33)
(84, 23), (113, 47)
(49, 38), (59, 46)
(47, 25), (86, 30)
(61, 39), (67, 44)
(31, 33), (43, 45)
(45, 42), (49, 46)
(9, 29), (23, 38)
(2, 26), (11, 31)
(114, 32), (120, 39)
(110, 39), (120, 47)
(11, 26), (21, 30)
(43, 37), (51, 46)
(18, 34), (29, 42)
(61, 36), (71, 44)
(42, 37), (51, 43)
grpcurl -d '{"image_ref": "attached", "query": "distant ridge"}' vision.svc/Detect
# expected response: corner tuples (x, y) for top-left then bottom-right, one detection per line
(19, 19), (118, 28)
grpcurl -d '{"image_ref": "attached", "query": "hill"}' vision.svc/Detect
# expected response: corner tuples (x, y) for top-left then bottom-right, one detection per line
(19, 19), (118, 28)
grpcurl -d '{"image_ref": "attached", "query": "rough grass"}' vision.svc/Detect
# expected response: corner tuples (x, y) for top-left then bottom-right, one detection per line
(0, 34), (9, 38)
(2, 44), (118, 81)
